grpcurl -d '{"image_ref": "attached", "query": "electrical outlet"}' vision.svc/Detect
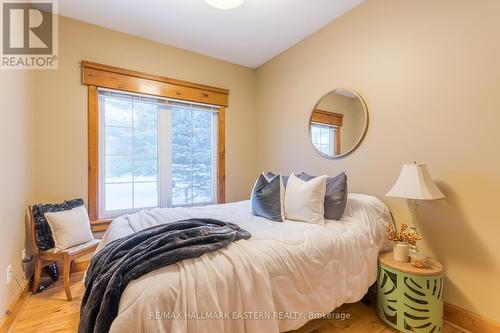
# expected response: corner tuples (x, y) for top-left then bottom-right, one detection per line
(6, 265), (12, 284)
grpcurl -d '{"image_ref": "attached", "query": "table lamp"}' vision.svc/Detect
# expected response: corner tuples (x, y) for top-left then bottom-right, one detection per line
(386, 162), (445, 252)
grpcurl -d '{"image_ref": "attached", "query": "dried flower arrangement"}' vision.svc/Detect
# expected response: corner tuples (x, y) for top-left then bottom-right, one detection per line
(386, 223), (422, 246)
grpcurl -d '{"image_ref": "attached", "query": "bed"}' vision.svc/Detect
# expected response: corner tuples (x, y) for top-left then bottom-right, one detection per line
(94, 193), (393, 333)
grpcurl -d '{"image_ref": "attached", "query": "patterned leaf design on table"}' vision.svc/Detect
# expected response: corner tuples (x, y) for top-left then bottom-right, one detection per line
(402, 276), (443, 332)
(378, 266), (398, 325)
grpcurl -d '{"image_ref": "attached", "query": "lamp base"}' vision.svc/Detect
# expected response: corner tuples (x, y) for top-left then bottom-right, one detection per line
(407, 199), (421, 254)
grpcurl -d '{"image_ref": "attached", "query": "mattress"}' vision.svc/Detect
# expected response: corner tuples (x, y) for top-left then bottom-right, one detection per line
(95, 193), (393, 333)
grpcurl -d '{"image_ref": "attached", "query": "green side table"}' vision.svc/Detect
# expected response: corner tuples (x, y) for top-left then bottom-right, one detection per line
(377, 252), (444, 333)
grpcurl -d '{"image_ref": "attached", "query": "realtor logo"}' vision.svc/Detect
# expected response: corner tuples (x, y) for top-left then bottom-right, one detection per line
(1, 0), (58, 69)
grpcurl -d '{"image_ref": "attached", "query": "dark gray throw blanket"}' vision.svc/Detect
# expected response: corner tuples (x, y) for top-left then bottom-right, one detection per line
(79, 218), (251, 333)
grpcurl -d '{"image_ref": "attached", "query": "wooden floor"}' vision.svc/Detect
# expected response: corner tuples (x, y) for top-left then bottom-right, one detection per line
(8, 273), (465, 333)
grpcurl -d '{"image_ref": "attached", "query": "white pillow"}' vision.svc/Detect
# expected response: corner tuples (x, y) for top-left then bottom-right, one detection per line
(44, 205), (94, 252)
(285, 173), (327, 225)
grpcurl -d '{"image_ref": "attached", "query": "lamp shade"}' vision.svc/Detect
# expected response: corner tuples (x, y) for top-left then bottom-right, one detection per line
(386, 163), (445, 200)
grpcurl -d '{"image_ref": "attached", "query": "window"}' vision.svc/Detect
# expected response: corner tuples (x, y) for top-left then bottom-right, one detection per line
(99, 89), (218, 218)
(311, 123), (337, 156)
(84, 61), (228, 223)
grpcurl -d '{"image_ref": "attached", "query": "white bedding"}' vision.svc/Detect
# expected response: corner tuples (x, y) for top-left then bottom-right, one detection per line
(95, 193), (393, 333)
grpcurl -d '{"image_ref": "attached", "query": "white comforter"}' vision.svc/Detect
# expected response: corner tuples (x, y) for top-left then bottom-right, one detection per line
(96, 193), (393, 333)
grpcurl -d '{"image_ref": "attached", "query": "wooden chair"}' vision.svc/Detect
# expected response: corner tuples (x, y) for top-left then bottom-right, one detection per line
(28, 206), (99, 301)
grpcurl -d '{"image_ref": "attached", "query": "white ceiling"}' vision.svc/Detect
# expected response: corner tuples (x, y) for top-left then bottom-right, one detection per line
(58, 0), (364, 68)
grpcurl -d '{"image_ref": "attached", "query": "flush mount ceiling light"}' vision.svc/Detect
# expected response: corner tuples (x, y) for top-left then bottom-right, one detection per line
(205, 0), (245, 10)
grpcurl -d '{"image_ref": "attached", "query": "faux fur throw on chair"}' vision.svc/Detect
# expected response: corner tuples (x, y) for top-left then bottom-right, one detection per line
(79, 218), (251, 333)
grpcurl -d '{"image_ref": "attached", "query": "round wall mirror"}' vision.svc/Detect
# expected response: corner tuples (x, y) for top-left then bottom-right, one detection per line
(309, 88), (368, 159)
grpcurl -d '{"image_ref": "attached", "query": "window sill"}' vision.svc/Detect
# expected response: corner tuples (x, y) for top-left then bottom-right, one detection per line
(91, 219), (112, 232)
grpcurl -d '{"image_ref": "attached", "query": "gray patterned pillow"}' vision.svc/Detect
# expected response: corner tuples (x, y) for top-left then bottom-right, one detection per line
(251, 173), (285, 222)
(299, 172), (348, 220)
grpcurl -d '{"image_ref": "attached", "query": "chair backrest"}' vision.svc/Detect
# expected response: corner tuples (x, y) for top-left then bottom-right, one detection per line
(27, 206), (39, 255)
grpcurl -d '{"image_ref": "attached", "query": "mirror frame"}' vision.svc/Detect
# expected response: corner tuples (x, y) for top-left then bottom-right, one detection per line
(308, 88), (369, 159)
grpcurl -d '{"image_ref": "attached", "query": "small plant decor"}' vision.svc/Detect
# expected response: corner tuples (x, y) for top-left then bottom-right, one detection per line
(386, 223), (422, 246)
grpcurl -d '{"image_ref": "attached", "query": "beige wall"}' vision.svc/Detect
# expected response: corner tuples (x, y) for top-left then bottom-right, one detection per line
(0, 71), (34, 317)
(33, 16), (259, 204)
(257, 0), (500, 322)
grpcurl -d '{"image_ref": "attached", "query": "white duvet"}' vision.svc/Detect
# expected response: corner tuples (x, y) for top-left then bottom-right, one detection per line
(95, 193), (393, 333)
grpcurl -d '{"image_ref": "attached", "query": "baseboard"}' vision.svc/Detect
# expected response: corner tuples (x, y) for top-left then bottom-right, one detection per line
(445, 302), (500, 333)
(0, 281), (30, 333)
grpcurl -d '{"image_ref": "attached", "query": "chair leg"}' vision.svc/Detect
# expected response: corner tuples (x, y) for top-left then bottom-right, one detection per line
(32, 255), (42, 293)
(63, 254), (72, 301)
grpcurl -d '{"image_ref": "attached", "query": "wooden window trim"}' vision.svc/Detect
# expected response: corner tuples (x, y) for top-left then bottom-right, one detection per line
(87, 85), (99, 222)
(83, 61), (228, 222)
(311, 109), (343, 127)
(82, 61), (229, 106)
